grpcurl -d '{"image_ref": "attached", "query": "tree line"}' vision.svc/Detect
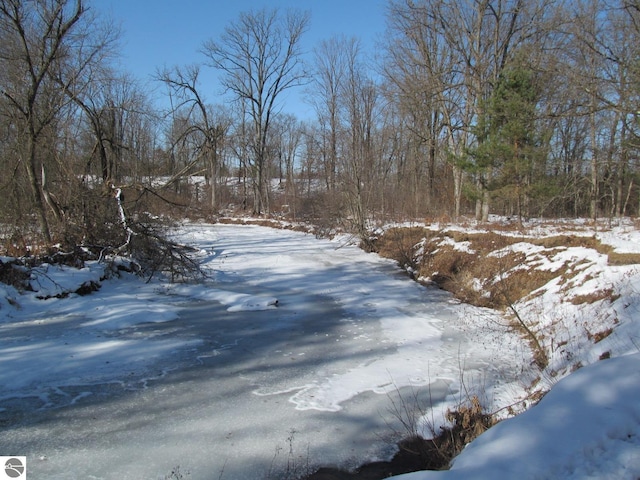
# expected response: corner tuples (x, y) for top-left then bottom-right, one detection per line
(1, 0), (639, 251)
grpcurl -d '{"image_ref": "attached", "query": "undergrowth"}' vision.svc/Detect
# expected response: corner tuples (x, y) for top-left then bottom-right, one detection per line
(372, 229), (571, 310)
(0, 220), (206, 291)
(371, 226), (630, 313)
(384, 383), (496, 473)
(370, 226), (630, 370)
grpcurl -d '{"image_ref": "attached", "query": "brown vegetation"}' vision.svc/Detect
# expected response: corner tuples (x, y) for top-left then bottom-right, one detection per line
(586, 327), (614, 343)
(570, 289), (619, 305)
(607, 252), (640, 265)
(2, 1), (639, 256)
(1, 4), (634, 466)
(370, 227), (629, 316)
(372, 229), (569, 310)
(369, 227), (429, 270)
(0, 258), (31, 291)
(304, 396), (495, 480)
(371, 225), (633, 370)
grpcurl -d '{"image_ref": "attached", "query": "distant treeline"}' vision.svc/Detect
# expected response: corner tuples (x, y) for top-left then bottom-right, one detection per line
(1, 0), (638, 248)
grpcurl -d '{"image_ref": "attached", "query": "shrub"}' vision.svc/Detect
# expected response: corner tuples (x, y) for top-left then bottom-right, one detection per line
(0, 258), (31, 291)
(388, 390), (496, 472)
(370, 227), (429, 270)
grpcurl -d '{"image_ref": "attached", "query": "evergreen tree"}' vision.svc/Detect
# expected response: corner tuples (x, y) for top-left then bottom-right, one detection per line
(470, 65), (544, 221)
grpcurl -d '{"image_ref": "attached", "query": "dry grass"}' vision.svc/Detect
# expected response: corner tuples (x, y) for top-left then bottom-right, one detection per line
(443, 396), (496, 448)
(531, 235), (604, 250)
(373, 228), (614, 313)
(397, 396), (496, 472)
(493, 267), (562, 306)
(423, 246), (476, 297)
(373, 227), (430, 270)
(371, 224), (637, 370)
(442, 231), (517, 252)
(607, 252), (640, 265)
(385, 386), (497, 473)
(304, 393), (496, 478)
(570, 289), (620, 305)
(586, 327), (614, 343)
(393, 235), (561, 310)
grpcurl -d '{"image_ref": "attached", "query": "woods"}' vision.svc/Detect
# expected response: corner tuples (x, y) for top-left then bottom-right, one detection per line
(1, 0), (639, 250)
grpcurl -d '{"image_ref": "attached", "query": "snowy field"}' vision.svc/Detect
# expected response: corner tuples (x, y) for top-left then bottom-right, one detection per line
(0, 221), (639, 479)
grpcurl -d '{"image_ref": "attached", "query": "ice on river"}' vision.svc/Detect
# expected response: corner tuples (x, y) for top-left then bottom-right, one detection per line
(0, 223), (530, 479)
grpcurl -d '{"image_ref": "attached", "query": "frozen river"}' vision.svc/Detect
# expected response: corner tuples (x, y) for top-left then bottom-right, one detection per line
(0, 224), (529, 479)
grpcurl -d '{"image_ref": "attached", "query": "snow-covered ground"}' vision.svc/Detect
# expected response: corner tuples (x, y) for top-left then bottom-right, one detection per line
(0, 220), (639, 479)
(394, 352), (640, 479)
(393, 218), (640, 479)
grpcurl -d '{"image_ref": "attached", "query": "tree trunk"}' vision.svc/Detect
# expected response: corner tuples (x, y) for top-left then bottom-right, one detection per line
(24, 137), (52, 243)
(453, 164), (463, 220)
(589, 106), (598, 221)
(482, 187), (490, 222)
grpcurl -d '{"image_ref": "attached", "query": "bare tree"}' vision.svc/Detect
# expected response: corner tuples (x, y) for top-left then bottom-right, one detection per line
(70, 70), (148, 185)
(0, 0), (115, 242)
(567, 0), (640, 221)
(201, 8), (309, 215)
(271, 113), (303, 217)
(340, 37), (380, 243)
(158, 65), (229, 210)
(384, 0), (462, 218)
(308, 35), (352, 194)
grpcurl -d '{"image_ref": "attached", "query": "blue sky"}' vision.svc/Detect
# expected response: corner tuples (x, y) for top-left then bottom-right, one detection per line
(95, 0), (387, 117)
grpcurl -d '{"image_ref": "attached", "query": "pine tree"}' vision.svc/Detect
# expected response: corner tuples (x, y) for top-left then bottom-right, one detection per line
(469, 64), (544, 222)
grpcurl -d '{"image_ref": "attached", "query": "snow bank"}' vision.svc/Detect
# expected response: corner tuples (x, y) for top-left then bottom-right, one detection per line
(392, 353), (640, 480)
(28, 261), (104, 298)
